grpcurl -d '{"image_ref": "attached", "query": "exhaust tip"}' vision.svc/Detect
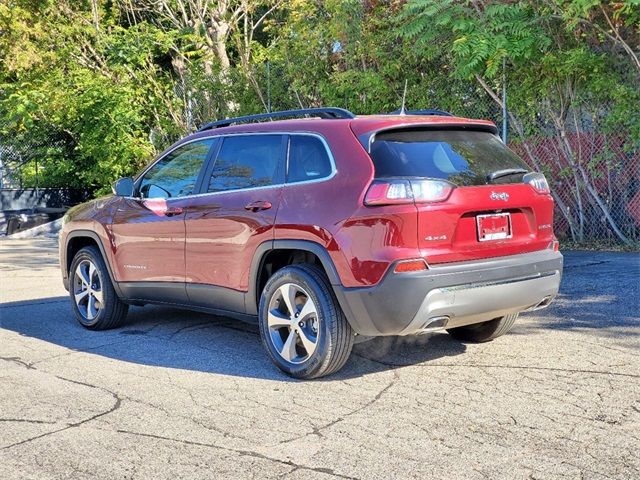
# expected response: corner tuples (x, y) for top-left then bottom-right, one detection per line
(418, 315), (449, 333)
(528, 295), (554, 311)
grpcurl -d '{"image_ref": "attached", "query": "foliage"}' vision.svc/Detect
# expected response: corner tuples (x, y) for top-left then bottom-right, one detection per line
(398, 0), (639, 245)
(0, 0), (638, 235)
(0, 1), (179, 191)
(400, 0), (550, 77)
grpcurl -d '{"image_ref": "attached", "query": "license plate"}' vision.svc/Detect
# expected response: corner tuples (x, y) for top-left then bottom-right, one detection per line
(477, 213), (512, 241)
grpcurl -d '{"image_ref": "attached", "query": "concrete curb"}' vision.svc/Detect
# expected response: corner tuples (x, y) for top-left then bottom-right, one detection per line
(6, 218), (63, 239)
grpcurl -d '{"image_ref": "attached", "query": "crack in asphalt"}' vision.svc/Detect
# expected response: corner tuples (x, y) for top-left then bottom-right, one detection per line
(352, 353), (640, 378)
(0, 299), (68, 309)
(123, 395), (250, 442)
(0, 418), (58, 425)
(0, 355), (35, 369)
(579, 339), (639, 356)
(1, 317), (168, 372)
(271, 369), (400, 447)
(1, 357), (123, 451)
(1, 353), (361, 478)
(277, 466), (300, 479)
(114, 428), (360, 480)
(167, 321), (215, 340)
(26, 338), (136, 368)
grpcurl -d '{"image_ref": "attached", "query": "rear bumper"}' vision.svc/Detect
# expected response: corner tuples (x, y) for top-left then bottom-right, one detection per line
(334, 249), (563, 336)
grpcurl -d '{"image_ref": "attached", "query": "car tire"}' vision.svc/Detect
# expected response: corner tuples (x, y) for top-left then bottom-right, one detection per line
(446, 313), (518, 343)
(69, 246), (128, 330)
(258, 264), (354, 379)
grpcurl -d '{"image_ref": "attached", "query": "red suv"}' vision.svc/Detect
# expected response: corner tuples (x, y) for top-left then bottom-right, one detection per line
(59, 108), (563, 379)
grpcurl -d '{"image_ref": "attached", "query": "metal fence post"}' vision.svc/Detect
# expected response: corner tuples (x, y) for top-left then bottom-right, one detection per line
(267, 60), (271, 113)
(502, 58), (508, 143)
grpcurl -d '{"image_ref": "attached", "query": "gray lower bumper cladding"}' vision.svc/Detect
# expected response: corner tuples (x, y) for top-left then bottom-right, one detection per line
(334, 249), (563, 336)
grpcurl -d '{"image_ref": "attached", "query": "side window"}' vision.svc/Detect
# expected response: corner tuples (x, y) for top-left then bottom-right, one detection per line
(287, 135), (333, 183)
(139, 138), (215, 199)
(207, 135), (283, 193)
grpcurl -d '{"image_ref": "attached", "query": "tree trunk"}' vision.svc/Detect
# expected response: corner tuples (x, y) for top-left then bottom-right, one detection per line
(207, 22), (238, 113)
(554, 116), (631, 245)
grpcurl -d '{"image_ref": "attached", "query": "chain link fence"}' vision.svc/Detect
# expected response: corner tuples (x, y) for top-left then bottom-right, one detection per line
(426, 83), (639, 248)
(2, 69), (638, 247)
(509, 124), (639, 247)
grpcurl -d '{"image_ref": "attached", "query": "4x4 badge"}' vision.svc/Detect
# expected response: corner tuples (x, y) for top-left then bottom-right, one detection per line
(490, 191), (510, 201)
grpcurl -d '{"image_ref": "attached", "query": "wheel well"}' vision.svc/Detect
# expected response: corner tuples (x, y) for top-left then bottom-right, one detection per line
(256, 249), (324, 307)
(66, 236), (99, 274)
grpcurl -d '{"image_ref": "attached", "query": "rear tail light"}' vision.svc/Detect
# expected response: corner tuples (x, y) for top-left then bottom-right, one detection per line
(411, 179), (454, 203)
(548, 240), (560, 251)
(524, 172), (550, 194)
(364, 179), (413, 205)
(364, 179), (455, 206)
(394, 259), (429, 273)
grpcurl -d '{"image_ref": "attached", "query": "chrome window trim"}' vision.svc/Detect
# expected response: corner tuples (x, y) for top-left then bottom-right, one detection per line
(127, 131), (337, 201)
(284, 133), (337, 186)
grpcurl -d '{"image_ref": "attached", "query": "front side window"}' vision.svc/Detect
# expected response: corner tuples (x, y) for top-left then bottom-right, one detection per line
(207, 135), (283, 193)
(287, 135), (333, 183)
(139, 139), (215, 199)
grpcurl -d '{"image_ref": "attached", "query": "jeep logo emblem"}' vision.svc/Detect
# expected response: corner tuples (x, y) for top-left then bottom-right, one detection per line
(490, 191), (509, 201)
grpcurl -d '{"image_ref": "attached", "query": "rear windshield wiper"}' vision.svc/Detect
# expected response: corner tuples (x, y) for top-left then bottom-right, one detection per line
(487, 168), (528, 183)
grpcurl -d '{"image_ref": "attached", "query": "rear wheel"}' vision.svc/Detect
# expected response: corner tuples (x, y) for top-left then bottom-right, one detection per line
(446, 313), (518, 343)
(258, 264), (354, 379)
(69, 246), (128, 330)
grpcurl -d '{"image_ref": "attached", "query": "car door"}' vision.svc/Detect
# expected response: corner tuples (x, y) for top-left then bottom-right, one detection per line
(184, 134), (286, 312)
(111, 138), (216, 303)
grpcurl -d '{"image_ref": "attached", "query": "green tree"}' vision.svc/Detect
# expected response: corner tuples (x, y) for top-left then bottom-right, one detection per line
(398, 0), (639, 244)
(1, 1), (180, 192)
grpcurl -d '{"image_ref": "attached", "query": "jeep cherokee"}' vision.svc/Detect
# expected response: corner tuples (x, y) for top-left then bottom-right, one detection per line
(59, 107), (563, 379)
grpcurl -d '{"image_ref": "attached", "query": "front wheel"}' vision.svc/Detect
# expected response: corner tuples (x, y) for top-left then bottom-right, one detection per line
(258, 264), (354, 379)
(69, 246), (128, 330)
(446, 313), (518, 343)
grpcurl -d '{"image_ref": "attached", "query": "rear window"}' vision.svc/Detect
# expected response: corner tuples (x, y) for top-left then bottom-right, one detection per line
(369, 129), (529, 185)
(287, 135), (333, 183)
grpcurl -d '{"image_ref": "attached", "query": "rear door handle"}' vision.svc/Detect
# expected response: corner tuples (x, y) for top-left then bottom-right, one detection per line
(244, 201), (272, 212)
(164, 206), (184, 217)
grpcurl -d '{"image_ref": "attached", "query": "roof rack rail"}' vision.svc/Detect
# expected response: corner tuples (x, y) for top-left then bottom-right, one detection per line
(198, 107), (356, 132)
(387, 109), (454, 117)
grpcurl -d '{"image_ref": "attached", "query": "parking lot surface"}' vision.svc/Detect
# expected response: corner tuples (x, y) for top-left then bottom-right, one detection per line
(1, 238), (639, 479)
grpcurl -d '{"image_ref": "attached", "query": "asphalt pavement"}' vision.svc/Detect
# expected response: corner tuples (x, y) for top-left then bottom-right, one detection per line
(1, 238), (639, 479)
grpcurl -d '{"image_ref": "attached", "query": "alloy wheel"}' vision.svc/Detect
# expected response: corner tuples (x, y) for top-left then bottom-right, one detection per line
(73, 259), (103, 321)
(267, 282), (319, 364)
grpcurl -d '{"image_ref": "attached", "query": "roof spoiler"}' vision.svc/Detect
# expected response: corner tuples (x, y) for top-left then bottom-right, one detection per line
(357, 123), (500, 152)
(387, 109), (454, 117)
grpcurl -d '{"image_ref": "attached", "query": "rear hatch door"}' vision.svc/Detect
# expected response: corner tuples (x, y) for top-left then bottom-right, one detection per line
(368, 127), (555, 264)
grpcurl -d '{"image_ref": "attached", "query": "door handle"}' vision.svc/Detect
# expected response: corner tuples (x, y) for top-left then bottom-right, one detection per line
(244, 201), (272, 212)
(164, 206), (184, 217)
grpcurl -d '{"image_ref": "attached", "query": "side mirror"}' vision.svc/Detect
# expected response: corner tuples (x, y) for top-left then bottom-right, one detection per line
(112, 177), (135, 197)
